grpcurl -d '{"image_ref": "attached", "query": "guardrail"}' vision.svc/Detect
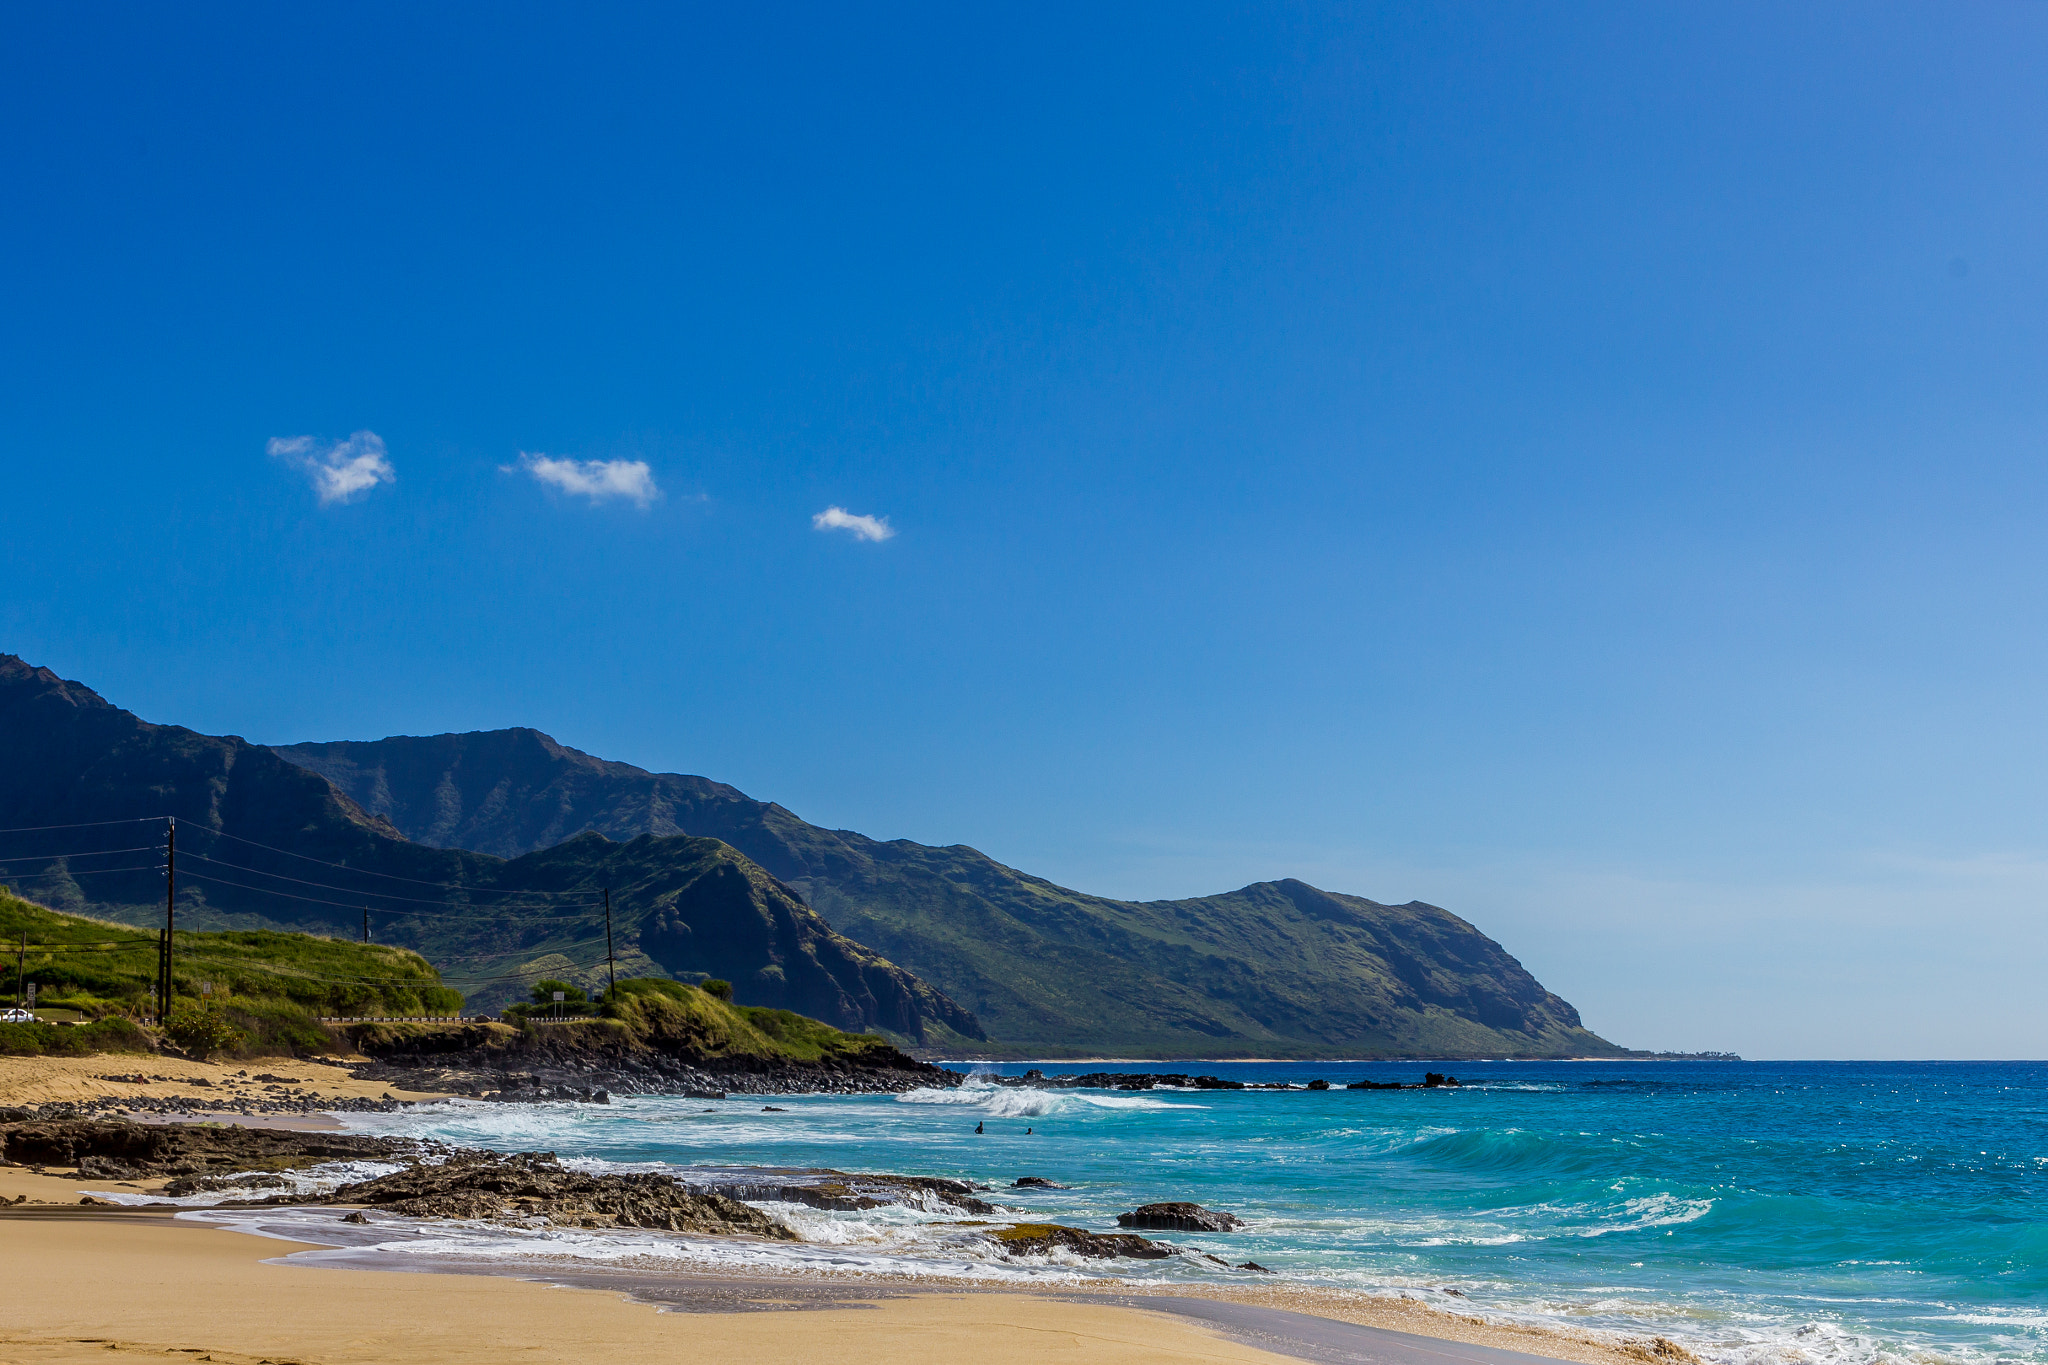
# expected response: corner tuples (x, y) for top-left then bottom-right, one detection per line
(316, 1016), (492, 1023)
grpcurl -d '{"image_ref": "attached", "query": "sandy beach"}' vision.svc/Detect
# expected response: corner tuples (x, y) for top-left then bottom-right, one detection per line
(0, 1058), (1667, 1365)
(0, 1209), (1302, 1365)
(0, 1155), (1662, 1365)
(0, 1052), (450, 1121)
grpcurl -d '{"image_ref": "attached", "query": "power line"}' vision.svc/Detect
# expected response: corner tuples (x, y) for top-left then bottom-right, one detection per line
(0, 846), (160, 864)
(184, 825), (569, 894)
(168, 947), (619, 986)
(0, 865), (168, 884)
(0, 817), (164, 835)
(176, 868), (605, 921)
(176, 850), (603, 910)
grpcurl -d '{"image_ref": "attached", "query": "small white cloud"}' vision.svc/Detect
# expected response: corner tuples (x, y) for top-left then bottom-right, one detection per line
(812, 506), (895, 542)
(267, 431), (395, 505)
(508, 453), (660, 508)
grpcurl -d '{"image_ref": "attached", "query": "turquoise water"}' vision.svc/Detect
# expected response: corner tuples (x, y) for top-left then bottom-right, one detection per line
(332, 1060), (2046, 1365)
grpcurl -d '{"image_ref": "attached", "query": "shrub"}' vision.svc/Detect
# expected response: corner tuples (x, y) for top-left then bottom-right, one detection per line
(0, 1017), (153, 1058)
(165, 1002), (245, 1059)
(529, 979), (588, 1007)
(700, 978), (734, 1001)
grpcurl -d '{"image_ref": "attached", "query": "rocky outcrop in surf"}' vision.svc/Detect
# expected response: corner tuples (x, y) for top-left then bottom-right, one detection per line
(1117, 1201), (1245, 1232)
(986, 1222), (1174, 1260)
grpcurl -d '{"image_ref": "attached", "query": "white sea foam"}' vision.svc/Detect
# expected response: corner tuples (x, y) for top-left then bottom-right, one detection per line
(894, 1075), (1201, 1117)
(181, 1204), (1188, 1286)
(92, 1159), (407, 1207)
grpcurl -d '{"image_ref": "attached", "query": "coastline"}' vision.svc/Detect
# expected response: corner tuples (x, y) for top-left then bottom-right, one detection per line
(0, 1055), (1717, 1365)
(0, 1142), (1666, 1365)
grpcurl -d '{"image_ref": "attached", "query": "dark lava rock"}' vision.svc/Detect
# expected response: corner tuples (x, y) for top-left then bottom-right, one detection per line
(0, 1120), (398, 1178)
(1003, 1070), (1247, 1092)
(76, 1155), (145, 1180)
(989, 1223), (1172, 1260)
(1240, 1261), (1273, 1273)
(1117, 1201), (1245, 1232)
(328, 1150), (798, 1238)
(683, 1169), (1001, 1215)
(762, 1106), (787, 1112)
(1306, 1079), (1331, 1091)
(1347, 1072), (1463, 1090)
(1012, 1176), (1068, 1189)
(164, 1171), (293, 1197)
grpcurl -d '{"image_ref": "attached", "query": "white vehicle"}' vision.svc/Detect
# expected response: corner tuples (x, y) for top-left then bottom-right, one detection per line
(0, 1008), (34, 1023)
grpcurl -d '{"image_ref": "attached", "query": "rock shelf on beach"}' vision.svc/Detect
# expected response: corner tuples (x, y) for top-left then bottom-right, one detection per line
(327, 1150), (797, 1237)
(0, 1118), (398, 1180)
(0, 1118), (1007, 1226)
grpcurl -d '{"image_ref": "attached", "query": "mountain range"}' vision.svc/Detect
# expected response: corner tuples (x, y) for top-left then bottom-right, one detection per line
(0, 654), (1625, 1058)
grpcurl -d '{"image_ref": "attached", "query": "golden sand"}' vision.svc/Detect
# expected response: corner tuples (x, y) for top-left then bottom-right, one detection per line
(0, 1051), (448, 1115)
(0, 1215), (1297, 1365)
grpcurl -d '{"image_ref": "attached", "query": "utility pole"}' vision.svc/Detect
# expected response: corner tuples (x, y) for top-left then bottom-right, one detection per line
(15, 931), (23, 1011)
(604, 888), (616, 1000)
(362, 907), (370, 943)
(160, 817), (176, 1012)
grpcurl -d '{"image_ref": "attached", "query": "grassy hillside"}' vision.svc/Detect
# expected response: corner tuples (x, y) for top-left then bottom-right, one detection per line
(281, 729), (1625, 1059)
(0, 888), (460, 1056)
(587, 977), (913, 1065)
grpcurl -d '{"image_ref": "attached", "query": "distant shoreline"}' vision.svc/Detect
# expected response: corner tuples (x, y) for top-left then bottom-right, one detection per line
(934, 1054), (1741, 1065)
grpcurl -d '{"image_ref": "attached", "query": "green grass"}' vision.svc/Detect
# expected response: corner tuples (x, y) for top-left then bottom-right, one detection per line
(0, 888), (461, 1058)
(591, 977), (902, 1064)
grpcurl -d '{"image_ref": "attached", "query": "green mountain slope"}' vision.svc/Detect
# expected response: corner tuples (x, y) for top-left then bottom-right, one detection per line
(276, 729), (1623, 1059)
(0, 656), (979, 1040)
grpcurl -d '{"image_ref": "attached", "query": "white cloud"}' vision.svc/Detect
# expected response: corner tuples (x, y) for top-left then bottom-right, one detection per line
(508, 453), (660, 508)
(812, 505), (895, 542)
(267, 431), (395, 505)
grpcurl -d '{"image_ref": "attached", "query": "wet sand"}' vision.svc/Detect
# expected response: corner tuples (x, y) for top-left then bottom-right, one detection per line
(0, 1209), (1299, 1365)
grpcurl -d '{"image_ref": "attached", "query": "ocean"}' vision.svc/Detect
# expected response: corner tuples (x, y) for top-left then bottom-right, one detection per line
(185, 1060), (2047, 1365)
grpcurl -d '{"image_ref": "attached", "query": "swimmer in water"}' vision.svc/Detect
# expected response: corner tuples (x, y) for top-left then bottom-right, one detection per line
(975, 1121), (984, 1134)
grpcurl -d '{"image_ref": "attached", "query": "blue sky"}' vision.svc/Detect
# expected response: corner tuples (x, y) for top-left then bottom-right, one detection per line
(3, 4), (2044, 1058)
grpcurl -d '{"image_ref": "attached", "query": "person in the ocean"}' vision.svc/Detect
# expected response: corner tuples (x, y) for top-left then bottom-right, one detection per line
(1025, 1127), (1033, 1135)
(975, 1121), (984, 1134)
